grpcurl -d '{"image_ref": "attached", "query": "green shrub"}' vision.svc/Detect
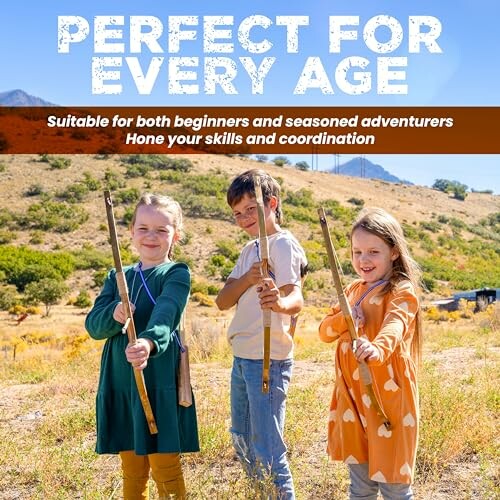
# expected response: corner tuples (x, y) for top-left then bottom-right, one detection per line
(302, 240), (326, 273)
(49, 157), (71, 170)
(0, 284), (19, 310)
(29, 231), (44, 245)
(74, 290), (92, 308)
(82, 172), (101, 191)
(125, 163), (151, 178)
(121, 154), (193, 172)
(72, 244), (112, 270)
(158, 170), (184, 183)
(20, 201), (89, 232)
(25, 184), (45, 197)
(0, 229), (16, 244)
(115, 188), (141, 204)
(0, 245), (75, 291)
(347, 197), (365, 207)
(104, 168), (126, 190)
(56, 182), (89, 203)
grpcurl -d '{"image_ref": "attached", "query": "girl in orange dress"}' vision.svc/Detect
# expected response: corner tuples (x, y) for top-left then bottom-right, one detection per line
(319, 207), (422, 499)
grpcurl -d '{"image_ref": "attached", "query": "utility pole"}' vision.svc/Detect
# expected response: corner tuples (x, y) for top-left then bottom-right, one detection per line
(333, 153), (340, 174)
(311, 146), (319, 171)
(360, 155), (366, 178)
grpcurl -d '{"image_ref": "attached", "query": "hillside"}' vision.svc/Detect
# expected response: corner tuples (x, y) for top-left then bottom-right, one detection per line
(0, 153), (498, 304)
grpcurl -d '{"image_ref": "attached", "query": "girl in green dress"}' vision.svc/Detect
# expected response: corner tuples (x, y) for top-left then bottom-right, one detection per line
(86, 193), (199, 499)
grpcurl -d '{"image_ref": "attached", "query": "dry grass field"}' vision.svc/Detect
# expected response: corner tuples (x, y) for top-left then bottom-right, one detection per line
(0, 154), (498, 498)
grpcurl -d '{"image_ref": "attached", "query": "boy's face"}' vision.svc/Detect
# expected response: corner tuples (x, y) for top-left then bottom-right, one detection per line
(231, 193), (277, 237)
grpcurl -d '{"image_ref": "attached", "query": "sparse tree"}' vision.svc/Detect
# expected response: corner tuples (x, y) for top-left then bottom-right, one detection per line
(432, 178), (468, 200)
(272, 156), (291, 167)
(24, 278), (68, 317)
(255, 154), (268, 163)
(295, 161), (310, 171)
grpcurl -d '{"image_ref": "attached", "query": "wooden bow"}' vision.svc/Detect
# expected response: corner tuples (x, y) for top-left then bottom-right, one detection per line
(104, 190), (158, 435)
(254, 176), (272, 393)
(318, 207), (391, 430)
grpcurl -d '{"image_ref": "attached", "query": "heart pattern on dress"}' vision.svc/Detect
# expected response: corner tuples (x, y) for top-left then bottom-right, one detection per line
(384, 379), (399, 392)
(369, 294), (383, 305)
(326, 326), (335, 337)
(403, 413), (415, 427)
(343, 409), (355, 422)
(352, 368), (359, 380)
(371, 471), (387, 482)
(362, 394), (371, 408)
(377, 424), (392, 438)
(400, 462), (412, 476)
(345, 455), (359, 464)
(360, 414), (367, 428)
(341, 342), (350, 354)
(398, 301), (409, 312)
(329, 410), (336, 422)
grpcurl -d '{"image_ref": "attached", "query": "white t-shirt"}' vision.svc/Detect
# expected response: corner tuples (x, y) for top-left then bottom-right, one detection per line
(227, 230), (307, 360)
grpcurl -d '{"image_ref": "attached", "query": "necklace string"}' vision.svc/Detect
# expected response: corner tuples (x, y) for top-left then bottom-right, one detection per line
(128, 262), (184, 352)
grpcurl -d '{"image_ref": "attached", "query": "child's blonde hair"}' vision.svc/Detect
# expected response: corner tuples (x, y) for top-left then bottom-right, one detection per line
(130, 193), (183, 259)
(351, 207), (422, 363)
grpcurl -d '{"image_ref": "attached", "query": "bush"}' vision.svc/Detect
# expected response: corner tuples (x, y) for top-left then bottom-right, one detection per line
(25, 184), (45, 197)
(104, 168), (126, 190)
(49, 157), (72, 170)
(0, 284), (19, 310)
(121, 154), (193, 172)
(0, 230), (16, 244)
(347, 197), (365, 207)
(19, 201), (89, 232)
(56, 182), (89, 203)
(0, 245), (75, 291)
(82, 172), (101, 191)
(74, 290), (92, 308)
(190, 292), (215, 307)
(115, 188), (141, 205)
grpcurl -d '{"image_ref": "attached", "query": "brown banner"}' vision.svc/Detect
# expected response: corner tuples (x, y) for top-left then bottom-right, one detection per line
(0, 106), (498, 154)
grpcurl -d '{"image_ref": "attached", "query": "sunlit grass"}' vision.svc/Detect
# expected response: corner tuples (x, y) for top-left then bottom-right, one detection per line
(1, 309), (498, 498)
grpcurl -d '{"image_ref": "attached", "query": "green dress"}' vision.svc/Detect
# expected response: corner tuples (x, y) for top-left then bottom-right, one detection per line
(85, 261), (199, 455)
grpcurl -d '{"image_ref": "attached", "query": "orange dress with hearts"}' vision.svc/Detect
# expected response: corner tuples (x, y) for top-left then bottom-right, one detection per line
(319, 279), (419, 484)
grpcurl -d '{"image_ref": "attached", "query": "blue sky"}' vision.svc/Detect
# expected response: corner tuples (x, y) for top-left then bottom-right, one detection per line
(1, 0), (499, 192)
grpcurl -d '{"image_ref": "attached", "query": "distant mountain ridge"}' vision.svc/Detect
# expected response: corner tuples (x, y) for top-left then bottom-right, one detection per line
(329, 157), (412, 184)
(0, 89), (55, 107)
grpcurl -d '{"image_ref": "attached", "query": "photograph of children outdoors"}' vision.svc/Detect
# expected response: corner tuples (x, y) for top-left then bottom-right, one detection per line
(0, 153), (498, 499)
(1, 0), (499, 498)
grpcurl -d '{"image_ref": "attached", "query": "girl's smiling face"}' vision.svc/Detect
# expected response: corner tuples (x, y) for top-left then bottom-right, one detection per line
(131, 205), (178, 268)
(351, 228), (399, 284)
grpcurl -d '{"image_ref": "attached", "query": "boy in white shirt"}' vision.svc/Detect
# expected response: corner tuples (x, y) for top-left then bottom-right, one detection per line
(216, 169), (307, 500)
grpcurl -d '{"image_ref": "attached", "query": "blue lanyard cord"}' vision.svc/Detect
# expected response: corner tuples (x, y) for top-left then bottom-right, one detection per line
(137, 262), (157, 306)
(136, 262), (184, 352)
(254, 241), (276, 280)
(354, 279), (388, 307)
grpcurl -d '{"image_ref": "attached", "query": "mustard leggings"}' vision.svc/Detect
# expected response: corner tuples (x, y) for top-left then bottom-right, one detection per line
(120, 450), (186, 499)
